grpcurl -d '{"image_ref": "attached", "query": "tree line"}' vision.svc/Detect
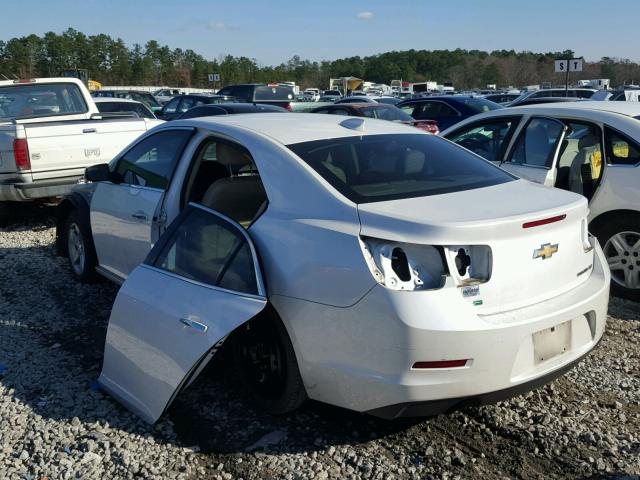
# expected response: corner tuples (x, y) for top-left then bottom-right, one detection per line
(1, 29), (639, 89)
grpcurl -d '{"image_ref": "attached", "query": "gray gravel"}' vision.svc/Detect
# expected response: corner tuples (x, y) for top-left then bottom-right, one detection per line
(0, 204), (638, 480)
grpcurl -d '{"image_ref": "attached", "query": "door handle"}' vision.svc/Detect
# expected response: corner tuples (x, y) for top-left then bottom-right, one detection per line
(131, 211), (148, 221)
(83, 128), (97, 134)
(179, 316), (208, 333)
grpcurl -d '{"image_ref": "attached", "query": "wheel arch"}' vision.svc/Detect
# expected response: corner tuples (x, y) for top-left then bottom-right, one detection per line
(55, 193), (92, 255)
(589, 208), (640, 234)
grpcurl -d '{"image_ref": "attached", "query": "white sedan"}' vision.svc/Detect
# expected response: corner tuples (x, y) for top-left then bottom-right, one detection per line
(442, 101), (640, 301)
(61, 114), (609, 422)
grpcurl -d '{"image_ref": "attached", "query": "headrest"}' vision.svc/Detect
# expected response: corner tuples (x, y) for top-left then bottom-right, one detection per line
(216, 143), (252, 167)
(578, 134), (600, 150)
(404, 150), (425, 174)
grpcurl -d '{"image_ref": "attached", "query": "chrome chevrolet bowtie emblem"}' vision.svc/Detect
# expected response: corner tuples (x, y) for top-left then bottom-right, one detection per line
(533, 243), (559, 260)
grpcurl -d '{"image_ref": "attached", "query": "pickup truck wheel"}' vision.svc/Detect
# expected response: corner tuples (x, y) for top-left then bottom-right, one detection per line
(593, 214), (640, 302)
(233, 309), (307, 415)
(65, 211), (99, 283)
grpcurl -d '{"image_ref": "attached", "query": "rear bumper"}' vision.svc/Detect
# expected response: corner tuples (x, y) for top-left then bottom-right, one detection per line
(275, 239), (610, 415)
(0, 176), (82, 201)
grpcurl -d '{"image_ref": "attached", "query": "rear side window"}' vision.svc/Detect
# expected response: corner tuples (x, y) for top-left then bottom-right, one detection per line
(114, 130), (192, 189)
(287, 134), (514, 203)
(454, 97), (503, 113)
(253, 85), (294, 101)
(605, 128), (640, 166)
(0, 83), (88, 120)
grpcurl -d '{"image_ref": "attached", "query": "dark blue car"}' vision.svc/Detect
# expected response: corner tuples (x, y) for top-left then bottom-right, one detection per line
(396, 95), (503, 131)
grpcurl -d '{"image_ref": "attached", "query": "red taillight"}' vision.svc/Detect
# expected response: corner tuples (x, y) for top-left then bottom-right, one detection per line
(13, 138), (31, 171)
(412, 360), (468, 369)
(13, 79), (36, 84)
(285, 102), (292, 112)
(523, 214), (566, 229)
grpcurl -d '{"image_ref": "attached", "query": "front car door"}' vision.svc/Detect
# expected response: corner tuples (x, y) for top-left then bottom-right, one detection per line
(99, 204), (266, 423)
(499, 117), (569, 185)
(91, 128), (194, 280)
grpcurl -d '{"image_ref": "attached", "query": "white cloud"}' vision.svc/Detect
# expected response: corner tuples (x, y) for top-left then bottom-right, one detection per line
(356, 11), (374, 20)
(206, 21), (228, 31)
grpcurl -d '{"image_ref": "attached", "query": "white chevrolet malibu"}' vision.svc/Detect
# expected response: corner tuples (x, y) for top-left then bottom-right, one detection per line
(59, 114), (609, 422)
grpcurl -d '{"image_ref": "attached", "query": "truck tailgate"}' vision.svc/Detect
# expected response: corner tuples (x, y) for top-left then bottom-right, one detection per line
(25, 119), (149, 181)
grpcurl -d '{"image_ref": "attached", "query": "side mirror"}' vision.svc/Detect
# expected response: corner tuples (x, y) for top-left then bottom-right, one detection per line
(85, 163), (111, 183)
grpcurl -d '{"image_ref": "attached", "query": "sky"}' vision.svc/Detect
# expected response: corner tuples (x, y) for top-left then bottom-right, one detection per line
(1, 0), (637, 65)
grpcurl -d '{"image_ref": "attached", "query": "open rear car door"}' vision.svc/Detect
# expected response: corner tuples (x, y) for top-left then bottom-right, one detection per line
(99, 203), (267, 423)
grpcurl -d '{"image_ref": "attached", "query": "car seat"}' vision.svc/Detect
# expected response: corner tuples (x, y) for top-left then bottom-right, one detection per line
(569, 134), (601, 197)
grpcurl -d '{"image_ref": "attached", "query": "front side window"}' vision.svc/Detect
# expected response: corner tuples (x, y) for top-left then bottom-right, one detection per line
(605, 127), (640, 166)
(114, 130), (192, 189)
(0, 83), (88, 120)
(287, 133), (514, 203)
(447, 119), (518, 162)
(152, 207), (259, 295)
(413, 101), (458, 120)
(509, 118), (565, 168)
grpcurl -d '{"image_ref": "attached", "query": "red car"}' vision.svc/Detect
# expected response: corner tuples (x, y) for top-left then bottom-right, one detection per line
(311, 103), (439, 134)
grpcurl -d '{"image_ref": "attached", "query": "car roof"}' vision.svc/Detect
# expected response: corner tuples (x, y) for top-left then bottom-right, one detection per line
(191, 103), (285, 113)
(509, 100), (640, 116)
(93, 97), (141, 104)
(171, 112), (419, 145)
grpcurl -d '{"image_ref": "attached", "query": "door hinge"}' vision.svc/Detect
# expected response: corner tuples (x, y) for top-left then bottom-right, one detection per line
(154, 209), (167, 226)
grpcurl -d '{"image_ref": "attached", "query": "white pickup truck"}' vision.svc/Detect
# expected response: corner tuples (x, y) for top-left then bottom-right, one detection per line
(0, 78), (162, 202)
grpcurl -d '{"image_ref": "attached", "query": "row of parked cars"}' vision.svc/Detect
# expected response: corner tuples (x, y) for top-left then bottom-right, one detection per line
(0, 76), (637, 427)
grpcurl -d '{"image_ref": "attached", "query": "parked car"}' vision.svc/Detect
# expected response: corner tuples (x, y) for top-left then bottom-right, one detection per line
(215, 83), (295, 110)
(323, 89), (342, 97)
(335, 96), (378, 104)
(311, 103), (439, 134)
(318, 95), (341, 102)
(94, 98), (157, 119)
(507, 89), (597, 107)
(483, 93), (521, 104)
(57, 114), (608, 423)
(153, 88), (182, 105)
(177, 103), (287, 120)
(397, 95), (503, 130)
(441, 101), (640, 300)
(0, 78), (162, 202)
(302, 89), (320, 102)
(157, 94), (237, 120)
(92, 90), (163, 113)
(505, 97), (586, 107)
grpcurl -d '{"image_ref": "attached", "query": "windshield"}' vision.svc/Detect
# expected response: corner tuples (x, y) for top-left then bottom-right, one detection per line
(254, 85), (294, 101)
(0, 83), (88, 120)
(287, 134), (514, 203)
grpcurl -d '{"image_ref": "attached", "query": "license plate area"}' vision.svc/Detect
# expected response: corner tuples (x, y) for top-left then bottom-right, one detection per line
(533, 320), (571, 364)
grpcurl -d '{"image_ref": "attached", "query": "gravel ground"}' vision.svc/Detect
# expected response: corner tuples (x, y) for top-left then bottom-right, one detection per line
(0, 203), (638, 480)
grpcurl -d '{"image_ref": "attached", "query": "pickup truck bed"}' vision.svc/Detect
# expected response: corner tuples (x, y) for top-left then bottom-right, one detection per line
(0, 78), (163, 201)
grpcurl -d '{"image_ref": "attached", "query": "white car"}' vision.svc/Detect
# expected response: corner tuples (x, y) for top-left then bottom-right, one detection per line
(58, 114), (609, 423)
(441, 101), (640, 301)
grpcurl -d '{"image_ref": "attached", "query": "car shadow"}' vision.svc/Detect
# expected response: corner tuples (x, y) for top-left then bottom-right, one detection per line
(0, 204), (420, 455)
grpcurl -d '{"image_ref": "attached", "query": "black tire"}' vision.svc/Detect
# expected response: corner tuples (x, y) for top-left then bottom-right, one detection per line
(592, 213), (640, 302)
(64, 210), (99, 283)
(233, 307), (307, 414)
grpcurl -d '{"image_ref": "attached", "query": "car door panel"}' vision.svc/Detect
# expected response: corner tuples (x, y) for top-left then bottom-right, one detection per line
(91, 183), (164, 278)
(98, 265), (266, 423)
(99, 204), (267, 423)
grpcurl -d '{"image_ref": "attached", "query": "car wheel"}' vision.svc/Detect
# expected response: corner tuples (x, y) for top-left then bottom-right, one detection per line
(233, 308), (307, 414)
(593, 214), (640, 301)
(65, 210), (99, 283)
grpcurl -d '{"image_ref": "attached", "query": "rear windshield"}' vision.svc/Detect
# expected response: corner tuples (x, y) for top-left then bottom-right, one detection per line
(96, 101), (154, 119)
(0, 83), (88, 120)
(359, 106), (413, 122)
(456, 97), (503, 113)
(287, 134), (514, 203)
(254, 86), (294, 101)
